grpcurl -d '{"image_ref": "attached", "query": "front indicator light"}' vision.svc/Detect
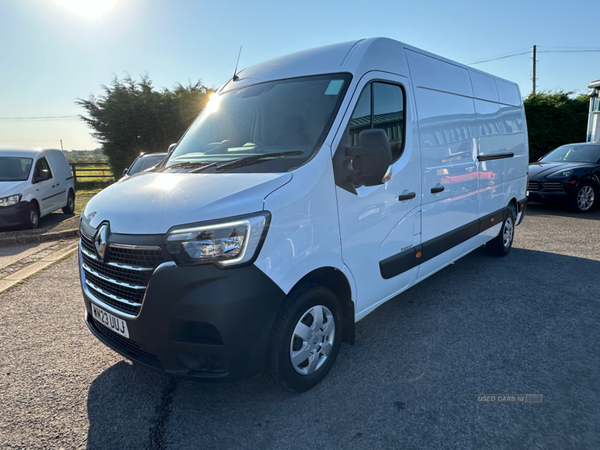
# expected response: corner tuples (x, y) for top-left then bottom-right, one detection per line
(165, 212), (270, 268)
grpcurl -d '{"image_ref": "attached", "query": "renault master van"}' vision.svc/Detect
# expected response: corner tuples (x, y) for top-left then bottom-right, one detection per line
(78, 38), (528, 392)
(0, 148), (75, 230)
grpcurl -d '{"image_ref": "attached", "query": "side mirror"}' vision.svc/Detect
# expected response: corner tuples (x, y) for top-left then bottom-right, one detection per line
(123, 168), (128, 176)
(167, 143), (177, 154)
(333, 129), (392, 194)
(35, 169), (50, 183)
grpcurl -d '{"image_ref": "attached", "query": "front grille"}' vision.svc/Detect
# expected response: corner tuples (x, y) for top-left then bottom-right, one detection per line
(528, 181), (540, 192)
(89, 318), (162, 369)
(80, 232), (166, 317)
(543, 181), (564, 191)
(109, 246), (164, 268)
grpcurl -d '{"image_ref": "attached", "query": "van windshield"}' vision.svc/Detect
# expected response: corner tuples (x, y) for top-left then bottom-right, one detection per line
(164, 74), (351, 173)
(0, 157), (33, 182)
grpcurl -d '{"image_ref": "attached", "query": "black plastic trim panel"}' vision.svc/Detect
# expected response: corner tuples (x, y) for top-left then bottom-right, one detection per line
(477, 153), (514, 162)
(380, 207), (507, 280)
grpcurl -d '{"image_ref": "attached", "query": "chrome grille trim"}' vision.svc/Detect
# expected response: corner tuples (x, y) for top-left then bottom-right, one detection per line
(110, 243), (163, 251)
(80, 246), (153, 272)
(82, 262), (146, 290)
(85, 279), (142, 306)
(85, 284), (140, 320)
(79, 230), (166, 317)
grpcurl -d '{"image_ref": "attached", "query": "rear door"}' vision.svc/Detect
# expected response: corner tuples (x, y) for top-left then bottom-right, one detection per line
(334, 73), (422, 317)
(405, 50), (480, 280)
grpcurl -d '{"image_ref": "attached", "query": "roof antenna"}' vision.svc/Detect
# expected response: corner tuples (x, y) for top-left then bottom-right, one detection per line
(232, 46), (242, 82)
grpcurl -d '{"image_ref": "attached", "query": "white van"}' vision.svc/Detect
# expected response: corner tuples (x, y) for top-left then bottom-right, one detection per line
(0, 148), (75, 230)
(78, 38), (528, 392)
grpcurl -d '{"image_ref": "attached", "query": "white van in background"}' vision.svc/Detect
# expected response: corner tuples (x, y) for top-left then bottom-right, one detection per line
(0, 148), (75, 230)
(78, 38), (528, 392)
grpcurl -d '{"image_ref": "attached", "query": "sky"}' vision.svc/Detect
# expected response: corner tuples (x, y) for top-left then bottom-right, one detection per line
(1, 0), (599, 150)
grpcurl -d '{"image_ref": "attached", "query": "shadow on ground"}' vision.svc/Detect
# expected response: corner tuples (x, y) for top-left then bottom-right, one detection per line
(527, 201), (600, 221)
(0, 210), (77, 234)
(86, 248), (600, 450)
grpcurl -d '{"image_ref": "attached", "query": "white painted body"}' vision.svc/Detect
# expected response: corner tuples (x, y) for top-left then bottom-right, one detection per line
(83, 38), (528, 323)
(0, 148), (75, 217)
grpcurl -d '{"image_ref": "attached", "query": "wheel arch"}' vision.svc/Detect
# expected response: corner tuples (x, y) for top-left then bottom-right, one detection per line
(507, 197), (518, 214)
(578, 174), (600, 190)
(292, 267), (355, 345)
(29, 197), (40, 211)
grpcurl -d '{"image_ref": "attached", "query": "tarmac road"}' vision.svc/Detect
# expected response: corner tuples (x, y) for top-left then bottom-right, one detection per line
(0, 203), (599, 449)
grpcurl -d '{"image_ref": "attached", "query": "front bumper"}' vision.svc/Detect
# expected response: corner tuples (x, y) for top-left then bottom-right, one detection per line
(80, 250), (286, 381)
(527, 179), (574, 202)
(0, 201), (29, 229)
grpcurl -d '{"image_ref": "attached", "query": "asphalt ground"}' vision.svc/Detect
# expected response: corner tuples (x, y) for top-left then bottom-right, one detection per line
(0, 202), (599, 449)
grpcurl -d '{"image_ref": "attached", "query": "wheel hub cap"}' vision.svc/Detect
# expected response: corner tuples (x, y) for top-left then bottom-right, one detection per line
(503, 217), (513, 248)
(577, 186), (594, 211)
(290, 305), (335, 376)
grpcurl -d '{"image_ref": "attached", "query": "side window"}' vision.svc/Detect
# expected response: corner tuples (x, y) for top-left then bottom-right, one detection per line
(348, 87), (371, 146)
(33, 157), (53, 182)
(346, 82), (406, 161)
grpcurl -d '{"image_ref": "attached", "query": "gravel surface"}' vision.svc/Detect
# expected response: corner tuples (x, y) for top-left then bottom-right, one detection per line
(0, 203), (599, 449)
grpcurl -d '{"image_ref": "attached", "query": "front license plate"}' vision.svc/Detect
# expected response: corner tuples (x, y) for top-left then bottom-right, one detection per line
(91, 304), (130, 338)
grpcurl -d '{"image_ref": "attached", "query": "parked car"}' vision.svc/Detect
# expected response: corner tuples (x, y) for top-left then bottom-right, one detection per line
(122, 152), (167, 178)
(0, 148), (75, 230)
(78, 38), (528, 392)
(528, 142), (600, 212)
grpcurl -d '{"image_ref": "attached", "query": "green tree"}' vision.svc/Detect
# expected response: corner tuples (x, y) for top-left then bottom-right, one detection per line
(77, 75), (214, 174)
(524, 91), (589, 162)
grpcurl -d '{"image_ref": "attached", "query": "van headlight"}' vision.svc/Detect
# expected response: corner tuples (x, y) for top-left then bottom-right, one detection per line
(0, 194), (22, 207)
(165, 212), (270, 268)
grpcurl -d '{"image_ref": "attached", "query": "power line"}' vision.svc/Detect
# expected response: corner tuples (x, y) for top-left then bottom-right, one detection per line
(469, 48), (600, 65)
(0, 115), (79, 121)
(538, 45), (600, 50)
(468, 51), (531, 65)
(538, 50), (600, 53)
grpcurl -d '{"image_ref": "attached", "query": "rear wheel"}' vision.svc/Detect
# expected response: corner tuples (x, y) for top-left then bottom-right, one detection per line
(486, 208), (514, 257)
(62, 190), (75, 214)
(267, 283), (342, 393)
(572, 183), (595, 213)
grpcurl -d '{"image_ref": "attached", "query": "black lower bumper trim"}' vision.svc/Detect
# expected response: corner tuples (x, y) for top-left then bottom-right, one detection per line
(0, 201), (29, 229)
(82, 261), (287, 382)
(88, 317), (163, 369)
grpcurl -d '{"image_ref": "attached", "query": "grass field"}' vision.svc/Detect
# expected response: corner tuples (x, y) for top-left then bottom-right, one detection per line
(70, 165), (115, 215)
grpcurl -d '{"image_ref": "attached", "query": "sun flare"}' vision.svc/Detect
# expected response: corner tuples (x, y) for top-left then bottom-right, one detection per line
(55, 0), (117, 18)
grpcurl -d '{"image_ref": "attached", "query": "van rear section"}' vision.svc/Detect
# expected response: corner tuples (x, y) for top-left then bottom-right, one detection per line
(78, 38), (528, 392)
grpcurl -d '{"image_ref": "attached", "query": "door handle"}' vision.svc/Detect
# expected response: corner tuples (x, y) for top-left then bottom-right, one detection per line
(398, 192), (416, 201)
(431, 186), (445, 194)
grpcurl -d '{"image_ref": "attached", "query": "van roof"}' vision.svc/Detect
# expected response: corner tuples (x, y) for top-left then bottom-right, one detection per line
(220, 37), (518, 93)
(0, 148), (63, 159)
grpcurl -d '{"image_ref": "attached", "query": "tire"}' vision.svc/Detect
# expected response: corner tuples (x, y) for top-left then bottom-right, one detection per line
(486, 207), (515, 257)
(27, 203), (40, 229)
(266, 283), (343, 393)
(62, 190), (75, 214)
(571, 183), (596, 213)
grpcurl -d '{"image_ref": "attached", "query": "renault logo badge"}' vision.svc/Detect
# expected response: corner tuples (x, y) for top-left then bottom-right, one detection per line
(94, 223), (109, 262)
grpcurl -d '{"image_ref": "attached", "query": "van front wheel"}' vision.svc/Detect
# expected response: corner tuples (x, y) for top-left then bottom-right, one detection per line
(267, 283), (342, 393)
(486, 208), (515, 257)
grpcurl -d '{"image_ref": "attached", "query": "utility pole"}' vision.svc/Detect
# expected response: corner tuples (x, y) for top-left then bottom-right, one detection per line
(532, 45), (537, 95)
(60, 139), (63, 151)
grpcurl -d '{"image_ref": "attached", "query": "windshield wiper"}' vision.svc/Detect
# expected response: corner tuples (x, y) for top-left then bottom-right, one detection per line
(214, 151), (304, 172)
(161, 161), (212, 172)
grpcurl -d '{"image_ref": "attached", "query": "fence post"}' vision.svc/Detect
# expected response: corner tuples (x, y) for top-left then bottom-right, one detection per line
(71, 163), (77, 185)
